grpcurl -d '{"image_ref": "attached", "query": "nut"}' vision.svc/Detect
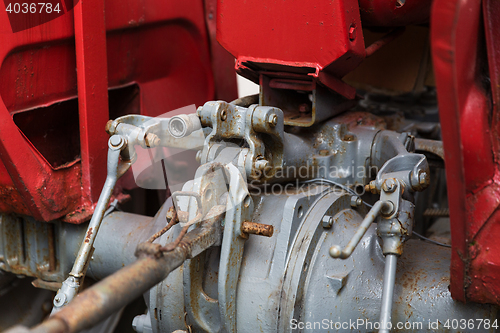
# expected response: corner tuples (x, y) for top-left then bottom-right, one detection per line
(382, 178), (397, 193)
(419, 171), (428, 186)
(268, 114), (278, 127)
(220, 109), (227, 121)
(105, 120), (114, 135)
(322, 215), (334, 229)
(350, 196), (362, 207)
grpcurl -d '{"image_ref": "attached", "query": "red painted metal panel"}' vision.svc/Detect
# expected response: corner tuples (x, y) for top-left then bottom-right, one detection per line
(432, 0), (500, 304)
(217, 0), (365, 78)
(0, 0), (236, 223)
(74, 0), (109, 204)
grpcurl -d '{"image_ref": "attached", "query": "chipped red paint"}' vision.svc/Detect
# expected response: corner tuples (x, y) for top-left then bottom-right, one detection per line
(0, 0), (236, 223)
(432, 0), (500, 304)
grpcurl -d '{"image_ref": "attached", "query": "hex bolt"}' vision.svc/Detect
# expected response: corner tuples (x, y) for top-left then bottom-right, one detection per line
(350, 196), (362, 207)
(322, 215), (334, 229)
(382, 179), (397, 193)
(241, 221), (274, 237)
(220, 109), (227, 121)
(268, 114), (278, 127)
(109, 135), (123, 148)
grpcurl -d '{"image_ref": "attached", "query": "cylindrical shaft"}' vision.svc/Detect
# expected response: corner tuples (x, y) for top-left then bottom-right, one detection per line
(35, 247), (189, 333)
(379, 254), (398, 333)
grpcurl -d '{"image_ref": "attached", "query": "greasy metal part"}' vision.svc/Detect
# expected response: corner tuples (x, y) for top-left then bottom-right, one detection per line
(52, 136), (130, 312)
(379, 254), (398, 333)
(329, 200), (391, 259)
(23, 206), (225, 333)
(241, 221), (274, 237)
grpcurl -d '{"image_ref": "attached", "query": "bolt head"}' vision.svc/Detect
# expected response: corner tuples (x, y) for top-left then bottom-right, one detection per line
(109, 135), (123, 148)
(348, 24), (356, 41)
(329, 245), (342, 258)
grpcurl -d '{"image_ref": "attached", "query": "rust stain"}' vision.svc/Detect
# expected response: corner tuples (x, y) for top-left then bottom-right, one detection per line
(84, 227), (93, 243)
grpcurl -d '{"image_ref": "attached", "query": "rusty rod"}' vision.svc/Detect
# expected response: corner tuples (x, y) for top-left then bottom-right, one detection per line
(28, 206), (225, 333)
(241, 221), (274, 237)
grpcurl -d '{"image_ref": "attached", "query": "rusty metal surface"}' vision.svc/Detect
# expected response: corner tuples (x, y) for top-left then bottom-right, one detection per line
(27, 207), (225, 333)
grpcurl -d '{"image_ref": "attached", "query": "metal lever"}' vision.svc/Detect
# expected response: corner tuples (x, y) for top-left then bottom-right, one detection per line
(379, 254), (398, 333)
(329, 200), (393, 259)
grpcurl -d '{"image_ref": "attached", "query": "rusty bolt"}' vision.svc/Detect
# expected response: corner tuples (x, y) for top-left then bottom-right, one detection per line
(105, 120), (114, 135)
(322, 215), (334, 229)
(348, 24), (356, 41)
(220, 109), (227, 121)
(419, 171), (428, 186)
(255, 158), (269, 171)
(365, 180), (378, 194)
(268, 114), (278, 127)
(145, 133), (160, 148)
(241, 221), (274, 237)
(382, 178), (397, 193)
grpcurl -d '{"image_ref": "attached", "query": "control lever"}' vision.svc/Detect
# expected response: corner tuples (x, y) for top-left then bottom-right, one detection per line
(329, 200), (393, 259)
